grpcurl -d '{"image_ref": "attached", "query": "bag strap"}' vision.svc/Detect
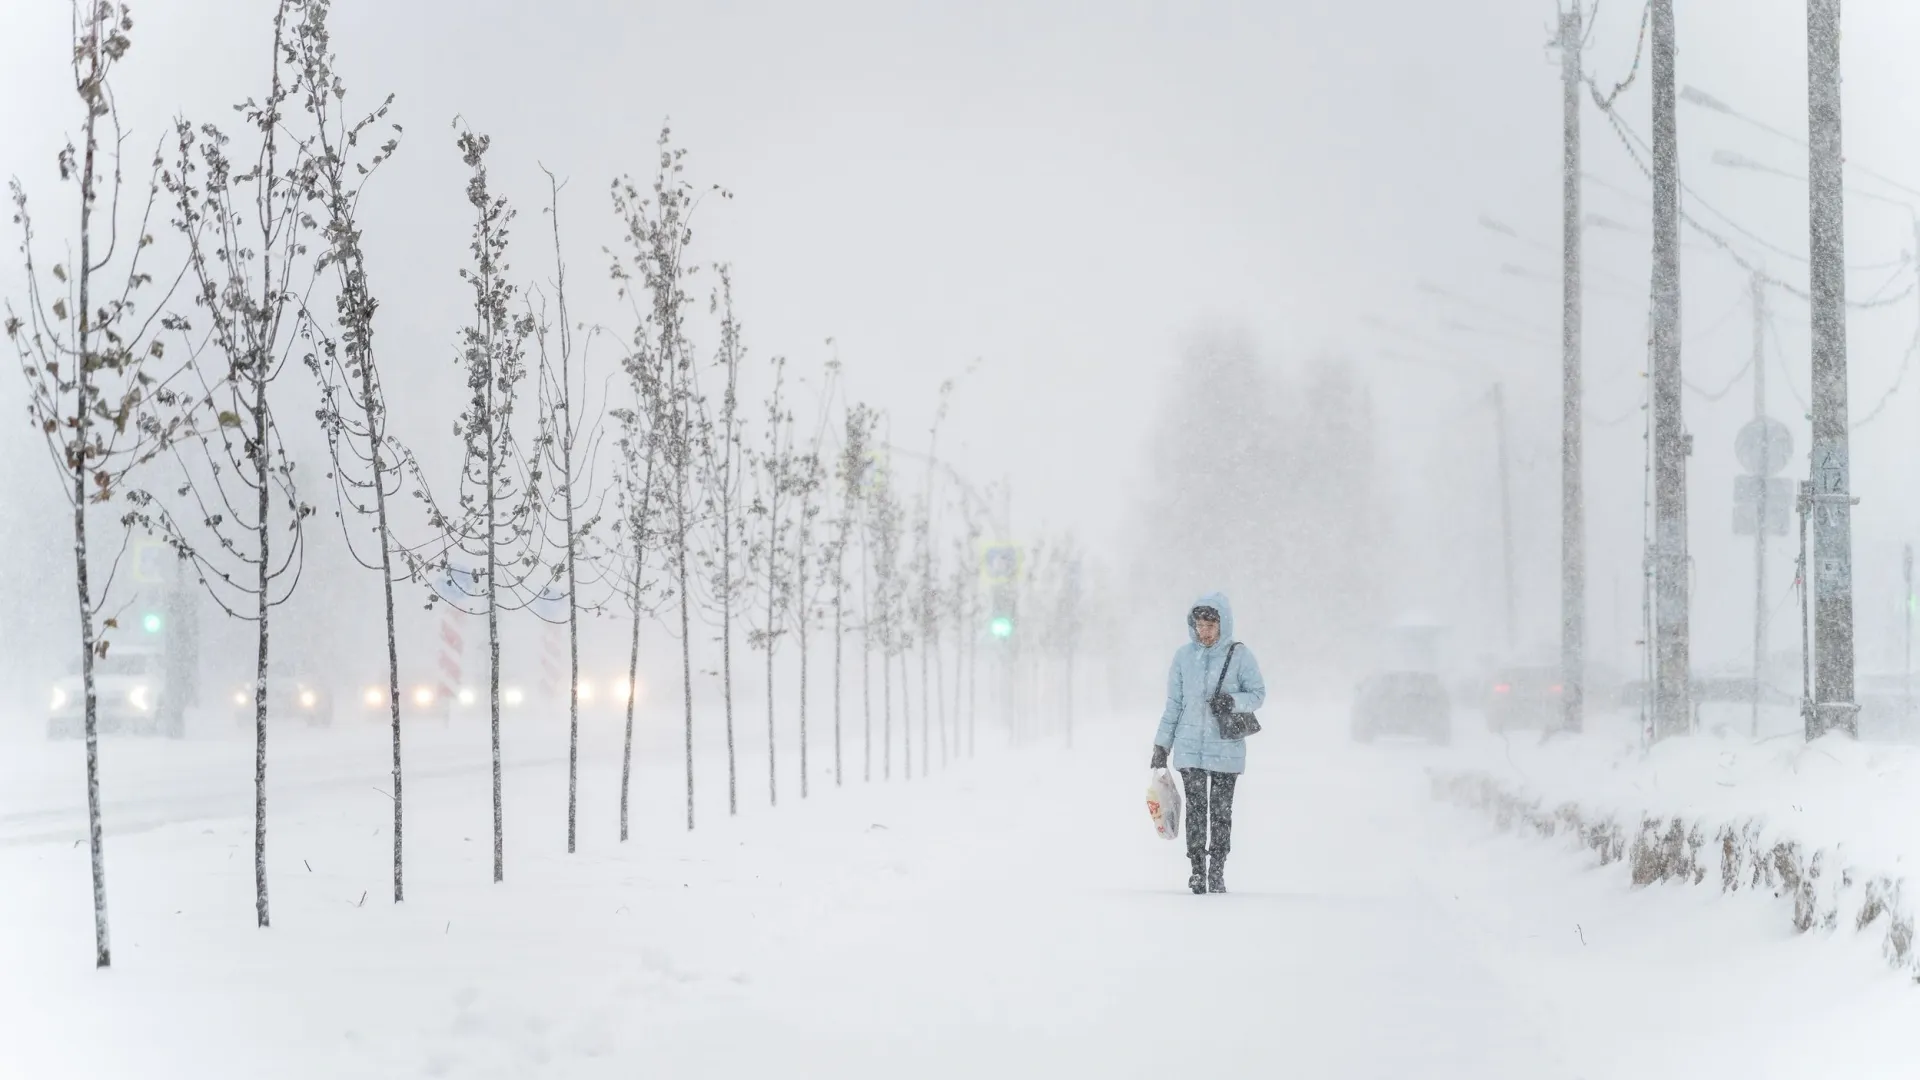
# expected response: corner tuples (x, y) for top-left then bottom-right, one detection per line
(1213, 642), (1239, 698)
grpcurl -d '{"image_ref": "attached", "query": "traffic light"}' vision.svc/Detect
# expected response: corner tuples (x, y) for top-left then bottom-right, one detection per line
(141, 611), (163, 634)
(987, 583), (1015, 641)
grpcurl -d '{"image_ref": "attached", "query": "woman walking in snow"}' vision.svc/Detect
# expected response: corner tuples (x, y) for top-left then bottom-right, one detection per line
(1150, 593), (1266, 894)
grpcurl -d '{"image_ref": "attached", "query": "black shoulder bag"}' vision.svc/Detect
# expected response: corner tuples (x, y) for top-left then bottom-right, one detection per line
(1210, 642), (1262, 740)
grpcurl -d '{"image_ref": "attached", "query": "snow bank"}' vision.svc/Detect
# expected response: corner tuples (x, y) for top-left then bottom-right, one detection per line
(1432, 717), (1920, 980)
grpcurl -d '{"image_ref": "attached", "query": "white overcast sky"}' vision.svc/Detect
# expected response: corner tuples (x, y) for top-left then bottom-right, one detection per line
(8, 0), (1920, 672)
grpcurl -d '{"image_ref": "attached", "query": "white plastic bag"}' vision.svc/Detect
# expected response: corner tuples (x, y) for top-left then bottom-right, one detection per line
(1146, 766), (1182, 841)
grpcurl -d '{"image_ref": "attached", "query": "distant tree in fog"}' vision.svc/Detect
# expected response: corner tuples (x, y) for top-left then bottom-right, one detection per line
(744, 349), (794, 808)
(693, 267), (748, 815)
(831, 401), (880, 783)
(6, 0), (196, 968)
(1138, 329), (1383, 674)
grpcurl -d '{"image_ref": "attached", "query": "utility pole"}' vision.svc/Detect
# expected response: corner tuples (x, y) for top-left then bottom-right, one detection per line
(1807, 0), (1859, 739)
(1492, 383), (1517, 654)
(1650, 0), (1691, 739)
(1751, 271), (1768, 738)
(1560, 5), (1586, 734)
(1905, 542), (1913, 727)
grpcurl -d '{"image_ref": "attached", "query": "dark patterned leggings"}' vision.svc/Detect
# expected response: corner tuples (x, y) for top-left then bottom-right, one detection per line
(1180, 768), (1238, 862)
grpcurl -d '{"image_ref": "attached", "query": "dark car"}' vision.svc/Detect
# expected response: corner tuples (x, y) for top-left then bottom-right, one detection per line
(1485, 666), (1565, 732)
(1351, 671), (1451, 744)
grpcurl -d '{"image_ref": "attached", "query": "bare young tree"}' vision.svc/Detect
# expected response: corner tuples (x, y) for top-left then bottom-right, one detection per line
(530, 168), (609, 855)
(867, 444), (906, 780)
(745, 353), (795, 807)
(287, 0), (411, 904)
(785, 362), (836, 799)
(133, 0), (326, 929)
(829, 400), (877, 788)
(604, 334), (664, 841)
(442, 124), (546, 883)
(611, 125), (715, 831)
(914, 381), (954, 776)
(6, 0), (195, 968)
(694, 268), (748, 814)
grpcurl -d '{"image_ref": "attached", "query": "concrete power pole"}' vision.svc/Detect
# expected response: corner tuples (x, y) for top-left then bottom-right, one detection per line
(1492, 383), (1517, 653)
(1750, 271), (1767, 738)
(1650, 0), (1692, 739)
(1560, 6), (1586, 734)
(1807, 0), (1859, 739)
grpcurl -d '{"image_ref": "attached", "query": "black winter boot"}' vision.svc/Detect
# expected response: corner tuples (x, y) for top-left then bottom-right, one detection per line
(1188, 856), (1207, 895)
(1206, 855), (1227, 894)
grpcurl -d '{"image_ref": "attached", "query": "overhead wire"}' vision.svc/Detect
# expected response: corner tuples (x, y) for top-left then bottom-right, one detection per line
(1591, 99), (1919, 311)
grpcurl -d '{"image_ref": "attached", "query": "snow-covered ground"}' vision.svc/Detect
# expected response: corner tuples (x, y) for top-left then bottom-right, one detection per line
(2, 705), (1915, 1078)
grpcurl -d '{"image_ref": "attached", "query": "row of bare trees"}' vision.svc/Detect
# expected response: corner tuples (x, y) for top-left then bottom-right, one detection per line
(7, 0), (1065, 970)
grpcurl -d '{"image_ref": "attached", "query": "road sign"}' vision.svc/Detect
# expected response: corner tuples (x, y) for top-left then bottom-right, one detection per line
(530, 583), (568, 622)
(1733, 475), (1792, 537)
(131, 538), (171, 584)
(1735, 417), (1793, 476)
(978, 542), (1022, 585)
(430, 563), (483, 607)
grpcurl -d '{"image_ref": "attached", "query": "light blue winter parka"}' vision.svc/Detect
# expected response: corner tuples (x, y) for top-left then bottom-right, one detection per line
(1153, 592), (1268, 774)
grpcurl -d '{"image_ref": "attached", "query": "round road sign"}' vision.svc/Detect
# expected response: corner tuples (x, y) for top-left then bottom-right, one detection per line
(1736, 417), (1793, 476)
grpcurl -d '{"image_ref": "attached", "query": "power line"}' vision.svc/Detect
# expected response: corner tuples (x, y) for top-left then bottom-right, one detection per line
(1593, 99), (1918, 311)
(1683, 357), (1753, 401)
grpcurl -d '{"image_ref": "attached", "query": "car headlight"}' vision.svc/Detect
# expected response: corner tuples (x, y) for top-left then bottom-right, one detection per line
(50, 686), (68, 711)
(577, 680), (595, 703)
(412, 686), (434, 707)
(233, 689), (249, 706)
(299, 689), (318, 709)
(363, 686), (383, 708)
(457, 687), (476, 706)
(503, 687), (524, 707)
(128, 684), (151, 711)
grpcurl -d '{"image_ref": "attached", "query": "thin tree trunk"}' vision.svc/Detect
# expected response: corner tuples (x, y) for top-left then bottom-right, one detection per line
(833, 548), (844, 787)
(723, 499), (737, 816)
(621, 553), (641, 842)
(72, 50), (111, 965)
(487, 372), (504, 884)
(766, 522), (778, 807)
(253, 370), (271, 928)
(882, 632), (892, 782)
(371, 434), (403, 901)
(920, 631), (931, 778)
(565, 520), (580, 854)
(74, 497), (109, 965)
(935, 628), (948, 771)
(967, 602), (977, 758)
(900, 644), (913, 783)
(621, 441), (656, 841)
(861, 541), (872, 783)
(678, 478), (695, 832)
(799, 588), (810, 799)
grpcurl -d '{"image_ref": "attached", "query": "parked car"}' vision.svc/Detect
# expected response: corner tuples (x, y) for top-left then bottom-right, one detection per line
(1350, 671), (1451, 744)
(48, 646), (178, 739)
(1485, 665), (1564, 732)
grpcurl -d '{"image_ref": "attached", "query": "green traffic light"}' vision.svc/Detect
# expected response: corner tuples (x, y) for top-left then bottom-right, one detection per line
(141, 612), (163, 633)
(989, 616), (1014, 640)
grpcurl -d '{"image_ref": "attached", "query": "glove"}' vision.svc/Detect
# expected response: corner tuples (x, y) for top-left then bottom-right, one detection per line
(1210, 692), (1236, 718)
(1150, 745), (1169, 769)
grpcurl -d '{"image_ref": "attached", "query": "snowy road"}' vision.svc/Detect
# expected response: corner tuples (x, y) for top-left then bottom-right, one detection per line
(1, 714), (1911, 1078)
